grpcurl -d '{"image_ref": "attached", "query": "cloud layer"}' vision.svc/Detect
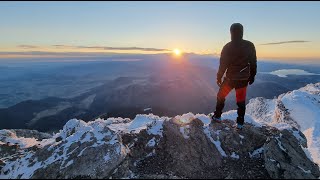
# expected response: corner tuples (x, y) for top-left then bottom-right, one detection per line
(18, 44), (170, 52)
(17, 45), (40, 49)
(260, 40), (310, 45)
(0, 51), (135, 57)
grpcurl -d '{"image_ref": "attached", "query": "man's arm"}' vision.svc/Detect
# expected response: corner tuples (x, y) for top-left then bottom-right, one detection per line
(248, 43), (257, 84)
(217, 45), (229, 82)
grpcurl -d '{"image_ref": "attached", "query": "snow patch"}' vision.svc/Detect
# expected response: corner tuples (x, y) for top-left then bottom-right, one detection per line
(195, 113), (211, 125)
(203, 126), (227, 157)
(104, 154), (111, 162)
(175, 112), (196, 124)
(230, 152), (240, 159)
(147, 119), (165, 137)
(107, 114), (168, 136)
(249, 147), (264, 158)
(146, 137), (156, 147)
(179, 126), (190, 139)
(221, 110), (262, 127)
(65, 160), (74, 168)
(298, 166), (312, 174)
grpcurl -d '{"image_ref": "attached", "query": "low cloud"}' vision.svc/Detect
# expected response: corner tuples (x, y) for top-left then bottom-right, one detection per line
(18, 44), (171, 52)
(0, 51), (109, 57)
(260, 40), (310, 45)
(53, 45), (170, 52)
(17, 45), (39, 49)
(0, 51), (172, 59)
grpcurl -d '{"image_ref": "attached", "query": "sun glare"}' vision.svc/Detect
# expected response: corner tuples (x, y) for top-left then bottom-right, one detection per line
(174, 49), (181, 56)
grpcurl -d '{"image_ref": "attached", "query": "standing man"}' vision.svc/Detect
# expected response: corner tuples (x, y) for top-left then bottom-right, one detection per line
(210, 23), (257, 130)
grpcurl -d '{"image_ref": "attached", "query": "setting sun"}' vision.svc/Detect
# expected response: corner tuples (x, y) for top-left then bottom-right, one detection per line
(174, 49), (181, 56)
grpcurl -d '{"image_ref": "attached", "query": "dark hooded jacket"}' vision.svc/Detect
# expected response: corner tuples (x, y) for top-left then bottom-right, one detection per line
(217, 25), (257, 81)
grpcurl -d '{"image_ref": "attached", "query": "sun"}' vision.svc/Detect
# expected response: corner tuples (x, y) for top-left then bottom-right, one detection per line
(173, 49), (181, 56)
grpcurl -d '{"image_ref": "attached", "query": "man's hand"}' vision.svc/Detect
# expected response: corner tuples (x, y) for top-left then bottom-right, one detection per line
(217, 78), (222, 87)
(248, 76), (255, 85)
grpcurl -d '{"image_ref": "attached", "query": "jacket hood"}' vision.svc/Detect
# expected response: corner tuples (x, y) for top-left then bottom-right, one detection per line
(230, 23), (243, 41)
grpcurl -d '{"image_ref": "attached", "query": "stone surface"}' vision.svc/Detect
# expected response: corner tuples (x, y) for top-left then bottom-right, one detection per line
(1, 117), (319, 179)
(264, 129), (320, 179)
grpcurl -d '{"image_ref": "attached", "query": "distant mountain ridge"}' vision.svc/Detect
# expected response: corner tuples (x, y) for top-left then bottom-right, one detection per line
(0, 60), (319, 133)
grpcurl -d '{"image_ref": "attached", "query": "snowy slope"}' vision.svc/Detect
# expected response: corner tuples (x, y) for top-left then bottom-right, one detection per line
(0, 115), (168, 179)
(279, 83), (320, 166)
(245, 82), (320, 166)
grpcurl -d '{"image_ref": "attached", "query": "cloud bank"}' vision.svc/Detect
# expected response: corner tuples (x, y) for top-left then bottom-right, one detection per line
(260, 40), (310, 45)
(17, 45), (40, 49)
(44, 45), (170, 52)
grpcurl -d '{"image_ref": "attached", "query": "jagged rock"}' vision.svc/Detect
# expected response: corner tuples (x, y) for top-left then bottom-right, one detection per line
(246, 82), (320, 170)
(111, 117), (271, 179)
(264, 129), (320, 179)
(206, 120), (271, 179)
(290, 127), (308, 148)
(152, 117), (223, 178)
(209, 120), (268, 157)
(1, 119), (129, 179)
(0, 114), (319, 179)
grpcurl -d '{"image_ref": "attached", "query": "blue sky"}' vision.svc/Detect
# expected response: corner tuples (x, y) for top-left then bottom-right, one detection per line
(0, 1), (320, 60)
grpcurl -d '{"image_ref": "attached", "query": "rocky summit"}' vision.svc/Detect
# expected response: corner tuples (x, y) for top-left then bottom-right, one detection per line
(0, 113), (319, 179)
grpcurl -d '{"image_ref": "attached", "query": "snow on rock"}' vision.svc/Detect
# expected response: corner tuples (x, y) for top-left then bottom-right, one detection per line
(194, 113), (211, 125)
(203, 126), (227, 157)
(246, 82), (320, 167)
(263, 129), (320, 179)
(107, 114), (169, 136)
(174, 112), (195, 124)
(179, 126), (190, 139)
(147, 118), (166, 137)
(146, 137), (156, 147)
(221, 110), (262, 127)
(249, 147), (264, 158)
(230, 152), (240, 159)
(0, 130), (41, 149)
(298, 166), (312, 174)
(173, 112), (229, 157)
(174, 112), (213, 126)
(280, 83), (320, 166)
(246, 98), (277, 125)
(0, 118), (129, 179)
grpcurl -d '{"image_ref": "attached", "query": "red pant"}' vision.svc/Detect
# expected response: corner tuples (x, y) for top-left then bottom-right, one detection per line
(218, 81), (247, 103)
(214, 78), (248, 124)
